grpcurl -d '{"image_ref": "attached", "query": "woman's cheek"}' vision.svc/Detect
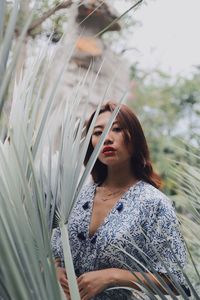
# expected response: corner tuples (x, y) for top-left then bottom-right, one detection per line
(91, 138), (95, 148)
(92, 136), (99, 148)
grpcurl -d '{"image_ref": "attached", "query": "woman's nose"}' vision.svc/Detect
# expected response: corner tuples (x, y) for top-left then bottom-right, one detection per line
(104, 132), (114, 145)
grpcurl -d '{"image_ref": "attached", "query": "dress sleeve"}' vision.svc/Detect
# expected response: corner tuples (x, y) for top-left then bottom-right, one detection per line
(51, 227), (63, 261)
(144, 196), (187, 284)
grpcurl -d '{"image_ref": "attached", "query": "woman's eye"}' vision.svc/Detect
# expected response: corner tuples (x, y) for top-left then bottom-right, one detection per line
(93, 131), (102, 136)
(113, 127), (122, 132)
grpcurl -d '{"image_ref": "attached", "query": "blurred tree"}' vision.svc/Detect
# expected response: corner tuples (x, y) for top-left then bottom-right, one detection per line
(5, 0), (72, 37)
(3, 1), (72, 86)
(128, 64), (200, 195)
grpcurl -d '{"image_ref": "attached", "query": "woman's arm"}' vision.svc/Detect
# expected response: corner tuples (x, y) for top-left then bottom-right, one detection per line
(107, 268), (178, 295)
(77, 268), (178, 300)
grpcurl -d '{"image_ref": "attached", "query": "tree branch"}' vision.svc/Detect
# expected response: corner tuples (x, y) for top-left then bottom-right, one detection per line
(28, 0), (73, 34)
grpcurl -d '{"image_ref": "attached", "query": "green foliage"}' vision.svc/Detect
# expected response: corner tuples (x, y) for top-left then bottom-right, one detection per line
(0, 44), (65, 299)
(170, 143), (200, 297)
(129, 65), (200, 195)
(0, 4), (125, 298)
(129, 64), (200, 298)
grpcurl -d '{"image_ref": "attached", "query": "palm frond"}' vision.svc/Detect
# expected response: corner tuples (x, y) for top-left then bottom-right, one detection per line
(0, 1), (34, 115)
(169, 139), (200, 297)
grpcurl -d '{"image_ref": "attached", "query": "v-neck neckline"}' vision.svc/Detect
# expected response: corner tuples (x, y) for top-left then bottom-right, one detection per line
(87, 180), (142, 239)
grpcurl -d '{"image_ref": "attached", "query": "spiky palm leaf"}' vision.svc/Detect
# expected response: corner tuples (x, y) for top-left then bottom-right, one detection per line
(0, 8), (124, 299)
(169, 140), (200, 297)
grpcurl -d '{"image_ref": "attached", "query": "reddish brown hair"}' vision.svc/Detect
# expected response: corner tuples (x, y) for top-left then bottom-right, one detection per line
(84, 102), (161, 189)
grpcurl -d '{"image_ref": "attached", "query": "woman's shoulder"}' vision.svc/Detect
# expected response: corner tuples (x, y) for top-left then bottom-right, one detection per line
(79, 182), (96, 195)
(69, 183), (96, 219)
(75, 182), (96, 203)
(138, 181), (179, 227)
(139, 181), (174, 212)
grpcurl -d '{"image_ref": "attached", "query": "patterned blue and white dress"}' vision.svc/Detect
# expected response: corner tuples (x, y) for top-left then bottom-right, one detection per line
(51, 181), (187, 299)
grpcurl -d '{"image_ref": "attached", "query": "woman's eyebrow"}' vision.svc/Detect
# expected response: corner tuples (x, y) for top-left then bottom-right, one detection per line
(94, 121), (118, 130)
(93, 125), (104, 130)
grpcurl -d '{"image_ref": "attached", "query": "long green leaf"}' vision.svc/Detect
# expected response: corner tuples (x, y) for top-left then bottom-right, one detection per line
(60, 223), (81, 300)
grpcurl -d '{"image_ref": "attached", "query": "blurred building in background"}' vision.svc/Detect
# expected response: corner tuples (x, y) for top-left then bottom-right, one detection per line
(47, 0), (130, 149)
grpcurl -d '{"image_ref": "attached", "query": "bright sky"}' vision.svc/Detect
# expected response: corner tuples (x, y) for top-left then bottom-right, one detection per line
(114, 0), (200, 77)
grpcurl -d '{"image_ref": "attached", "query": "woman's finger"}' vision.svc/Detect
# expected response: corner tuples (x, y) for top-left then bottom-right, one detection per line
(62, 285), (69, 292)
(82, 295), (89, 300)
(77, 276), (83, 285)
(79, 288), (88, 299)
(77, 279), (85, 291)
(60, 280), (69, 289)
(64, 291), (71, 300)
(62, 286), (69, 293)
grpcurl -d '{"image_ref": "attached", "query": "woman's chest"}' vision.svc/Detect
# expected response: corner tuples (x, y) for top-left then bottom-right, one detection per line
(68, 199), (147, 274)
(68, 197), (145, 250)
(89, 197), (120, 237)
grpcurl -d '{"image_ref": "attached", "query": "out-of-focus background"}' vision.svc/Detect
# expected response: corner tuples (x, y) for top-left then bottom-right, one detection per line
(1, 0), (200, 297)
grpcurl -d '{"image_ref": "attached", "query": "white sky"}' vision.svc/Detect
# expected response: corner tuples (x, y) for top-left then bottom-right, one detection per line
(113, 0), (200, 77)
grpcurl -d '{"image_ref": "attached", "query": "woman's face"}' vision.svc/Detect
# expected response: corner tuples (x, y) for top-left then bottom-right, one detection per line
(91, 111), (132, 167)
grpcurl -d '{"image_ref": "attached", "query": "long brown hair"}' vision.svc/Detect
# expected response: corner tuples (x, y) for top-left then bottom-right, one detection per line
(84, 102), (161, 189)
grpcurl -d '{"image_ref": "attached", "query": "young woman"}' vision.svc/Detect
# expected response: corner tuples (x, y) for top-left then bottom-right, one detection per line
(51, 102), (190, 300)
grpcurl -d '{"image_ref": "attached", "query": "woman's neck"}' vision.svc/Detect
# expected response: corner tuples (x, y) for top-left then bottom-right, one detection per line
(103, 164), (137, 188)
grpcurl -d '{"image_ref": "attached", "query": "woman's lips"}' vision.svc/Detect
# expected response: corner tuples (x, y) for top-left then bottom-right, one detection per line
(102, 146), (116, 156)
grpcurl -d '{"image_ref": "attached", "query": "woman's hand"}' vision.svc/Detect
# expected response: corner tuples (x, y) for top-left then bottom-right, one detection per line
(56, 267), (71, 299)
(77, 269), (113, 300)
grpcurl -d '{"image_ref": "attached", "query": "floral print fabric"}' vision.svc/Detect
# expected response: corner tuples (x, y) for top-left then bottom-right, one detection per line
(51, 181), (187, 299)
